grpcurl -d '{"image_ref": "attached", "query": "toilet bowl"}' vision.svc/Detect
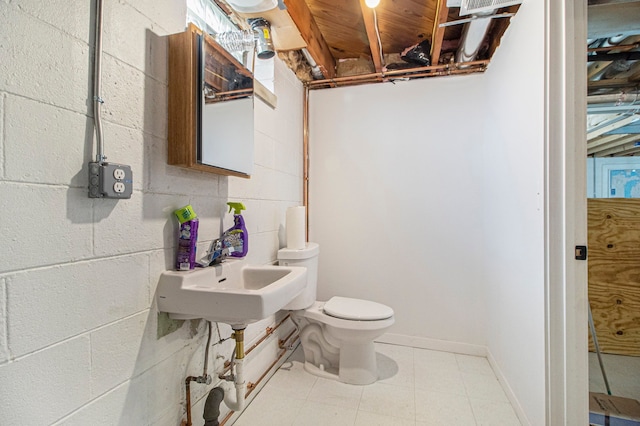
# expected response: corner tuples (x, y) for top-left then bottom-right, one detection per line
(278, 243), (395, 385)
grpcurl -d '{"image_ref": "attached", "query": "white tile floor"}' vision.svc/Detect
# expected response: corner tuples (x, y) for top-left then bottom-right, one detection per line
(234, 343), (521, 426)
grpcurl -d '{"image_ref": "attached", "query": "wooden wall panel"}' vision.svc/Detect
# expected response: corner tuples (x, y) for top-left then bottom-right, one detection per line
(588, 198), (640, 356)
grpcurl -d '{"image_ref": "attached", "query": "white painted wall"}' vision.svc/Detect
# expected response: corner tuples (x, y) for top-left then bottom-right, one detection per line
(308, 75), (488, 347)
(308, 2), (547, 424)
(0, 1), (303, 424)
(481, 2), (546, 425)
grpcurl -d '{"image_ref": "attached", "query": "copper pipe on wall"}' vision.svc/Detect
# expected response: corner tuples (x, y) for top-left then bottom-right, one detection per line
(279, 329), (297, 349)
(184, 376), (198, 426)
(244, 314), (291, 356)
(307, 66), (487, 90)
(306, 60), (489, 89)
(303, 86), (310, 241)
(218, 314), (292, 377)
(220, 410), (234, 425)
(245, 334), (300, 399)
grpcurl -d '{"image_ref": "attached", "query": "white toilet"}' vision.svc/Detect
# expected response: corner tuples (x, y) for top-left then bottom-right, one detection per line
(278, 242), (394, 385)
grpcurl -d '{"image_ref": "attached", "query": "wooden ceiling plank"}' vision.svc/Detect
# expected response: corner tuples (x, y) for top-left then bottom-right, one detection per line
(587, 115), (639, 140)
(358, 0), (384, 74)
(615, 146), (640, 156)
(588, 42), (640, 54)
(588, 134), (638, 154)
(430, 0), (449, 66)
(588, 76), (639, 90)
(592, 137), (640, 156)
(587, 133), (629, 149)
(282, 0), (336, 79)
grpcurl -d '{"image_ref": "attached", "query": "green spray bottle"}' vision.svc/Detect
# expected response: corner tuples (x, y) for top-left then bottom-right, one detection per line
(224, 202), (248, 257)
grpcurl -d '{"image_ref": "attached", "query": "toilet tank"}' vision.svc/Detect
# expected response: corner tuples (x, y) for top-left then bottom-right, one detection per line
(278, 242), (319, 310)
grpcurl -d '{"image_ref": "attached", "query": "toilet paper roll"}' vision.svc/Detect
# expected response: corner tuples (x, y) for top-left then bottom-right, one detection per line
(286, 206), (306, 250)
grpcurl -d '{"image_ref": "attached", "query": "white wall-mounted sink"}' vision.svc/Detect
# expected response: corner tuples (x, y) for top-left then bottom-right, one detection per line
(157, 259), (307, 329)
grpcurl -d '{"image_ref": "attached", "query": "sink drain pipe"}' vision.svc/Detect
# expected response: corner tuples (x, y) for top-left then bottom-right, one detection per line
(185, 316), (294, 425)
(203, 387), (224, 426)
(220, 328), (247, 412)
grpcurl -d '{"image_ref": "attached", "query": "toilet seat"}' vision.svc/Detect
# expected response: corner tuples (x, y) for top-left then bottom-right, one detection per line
(323, 296), (394, 321)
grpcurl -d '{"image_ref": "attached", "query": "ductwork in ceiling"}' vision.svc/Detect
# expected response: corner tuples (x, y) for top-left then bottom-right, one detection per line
(447, 0), (523, 63)
(455, 12), (495, 63)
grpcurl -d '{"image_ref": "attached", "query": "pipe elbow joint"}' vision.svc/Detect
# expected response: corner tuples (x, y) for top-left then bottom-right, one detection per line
(203, 386), (225, 426)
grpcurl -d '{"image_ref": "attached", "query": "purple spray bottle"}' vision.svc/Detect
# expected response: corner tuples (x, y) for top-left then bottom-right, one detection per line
(224, 202), (248, 258)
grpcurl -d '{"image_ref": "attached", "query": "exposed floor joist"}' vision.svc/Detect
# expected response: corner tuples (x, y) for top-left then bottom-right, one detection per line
(588, 78), (640, 91)
(588, 134), (639, 155)
(283, 0), (336, 79)
(430, 0), (449, 66)
(358, 0), (384, 74)
(587, 133), (632, 150)
(592, 137), (640, 156)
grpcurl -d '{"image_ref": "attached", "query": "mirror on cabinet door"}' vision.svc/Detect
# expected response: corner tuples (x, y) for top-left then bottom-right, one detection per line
(168, 24), (254, 178)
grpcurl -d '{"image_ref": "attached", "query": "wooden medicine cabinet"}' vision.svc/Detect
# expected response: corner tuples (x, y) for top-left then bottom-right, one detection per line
(168, 23), (254, 178)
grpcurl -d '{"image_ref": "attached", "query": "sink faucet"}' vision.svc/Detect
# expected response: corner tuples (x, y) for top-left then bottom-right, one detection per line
(198, 238), (230, 267)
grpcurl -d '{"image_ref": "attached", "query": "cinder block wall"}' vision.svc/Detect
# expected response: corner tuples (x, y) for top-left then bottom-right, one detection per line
(0, 1), (303, 424)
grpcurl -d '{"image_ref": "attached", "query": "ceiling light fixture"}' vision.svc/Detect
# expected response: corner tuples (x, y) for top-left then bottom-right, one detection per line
(365, 0), (380, 8)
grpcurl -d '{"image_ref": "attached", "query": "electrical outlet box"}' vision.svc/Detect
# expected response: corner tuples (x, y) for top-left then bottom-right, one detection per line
(88, 162), (133, 199)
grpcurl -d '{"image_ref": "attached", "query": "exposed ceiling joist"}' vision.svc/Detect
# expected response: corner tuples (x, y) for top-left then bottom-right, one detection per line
(217, 0), (520, 86)
(588, 115), (640, 140)
(282, 0), (336, 79)
(588, 61), (613, 80)
(588, 42), (640, 53)
(588, 134), (639, 154)
(358, 0), (384, 74)
(587, 133), (629, 149)
(430, 0), (450, 66)
(592, 137), (640, 156)
(589, 78), (640, 91)
(587, 51), (640, 62)
(610, 145), (640, 156)
(607, 121), (640, 134)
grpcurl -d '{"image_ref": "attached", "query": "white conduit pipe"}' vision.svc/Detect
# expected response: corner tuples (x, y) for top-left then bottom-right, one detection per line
(223, 358), (246, 412)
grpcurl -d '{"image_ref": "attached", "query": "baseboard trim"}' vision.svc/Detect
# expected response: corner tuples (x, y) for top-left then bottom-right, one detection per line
(486, 349), (532, 426)
(376, 333), (487, 357)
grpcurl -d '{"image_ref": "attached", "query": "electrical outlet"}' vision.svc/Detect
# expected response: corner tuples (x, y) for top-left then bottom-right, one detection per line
(113, 168), (126, 180)
(88, 162), (133, 199)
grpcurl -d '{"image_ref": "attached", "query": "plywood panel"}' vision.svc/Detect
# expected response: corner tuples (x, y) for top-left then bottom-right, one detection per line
(588, 198), (640, 356)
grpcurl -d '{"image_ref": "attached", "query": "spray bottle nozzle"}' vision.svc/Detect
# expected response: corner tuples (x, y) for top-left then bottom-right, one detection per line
(227, 202), (246, 215)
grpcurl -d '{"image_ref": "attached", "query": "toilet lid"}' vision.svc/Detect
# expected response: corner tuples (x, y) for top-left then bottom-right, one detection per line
(323, 296), (394, 321)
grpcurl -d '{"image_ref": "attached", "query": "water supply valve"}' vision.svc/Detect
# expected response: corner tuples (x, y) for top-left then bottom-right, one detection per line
(219, 372), (235, 382)
(195, 375), (213, 385)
